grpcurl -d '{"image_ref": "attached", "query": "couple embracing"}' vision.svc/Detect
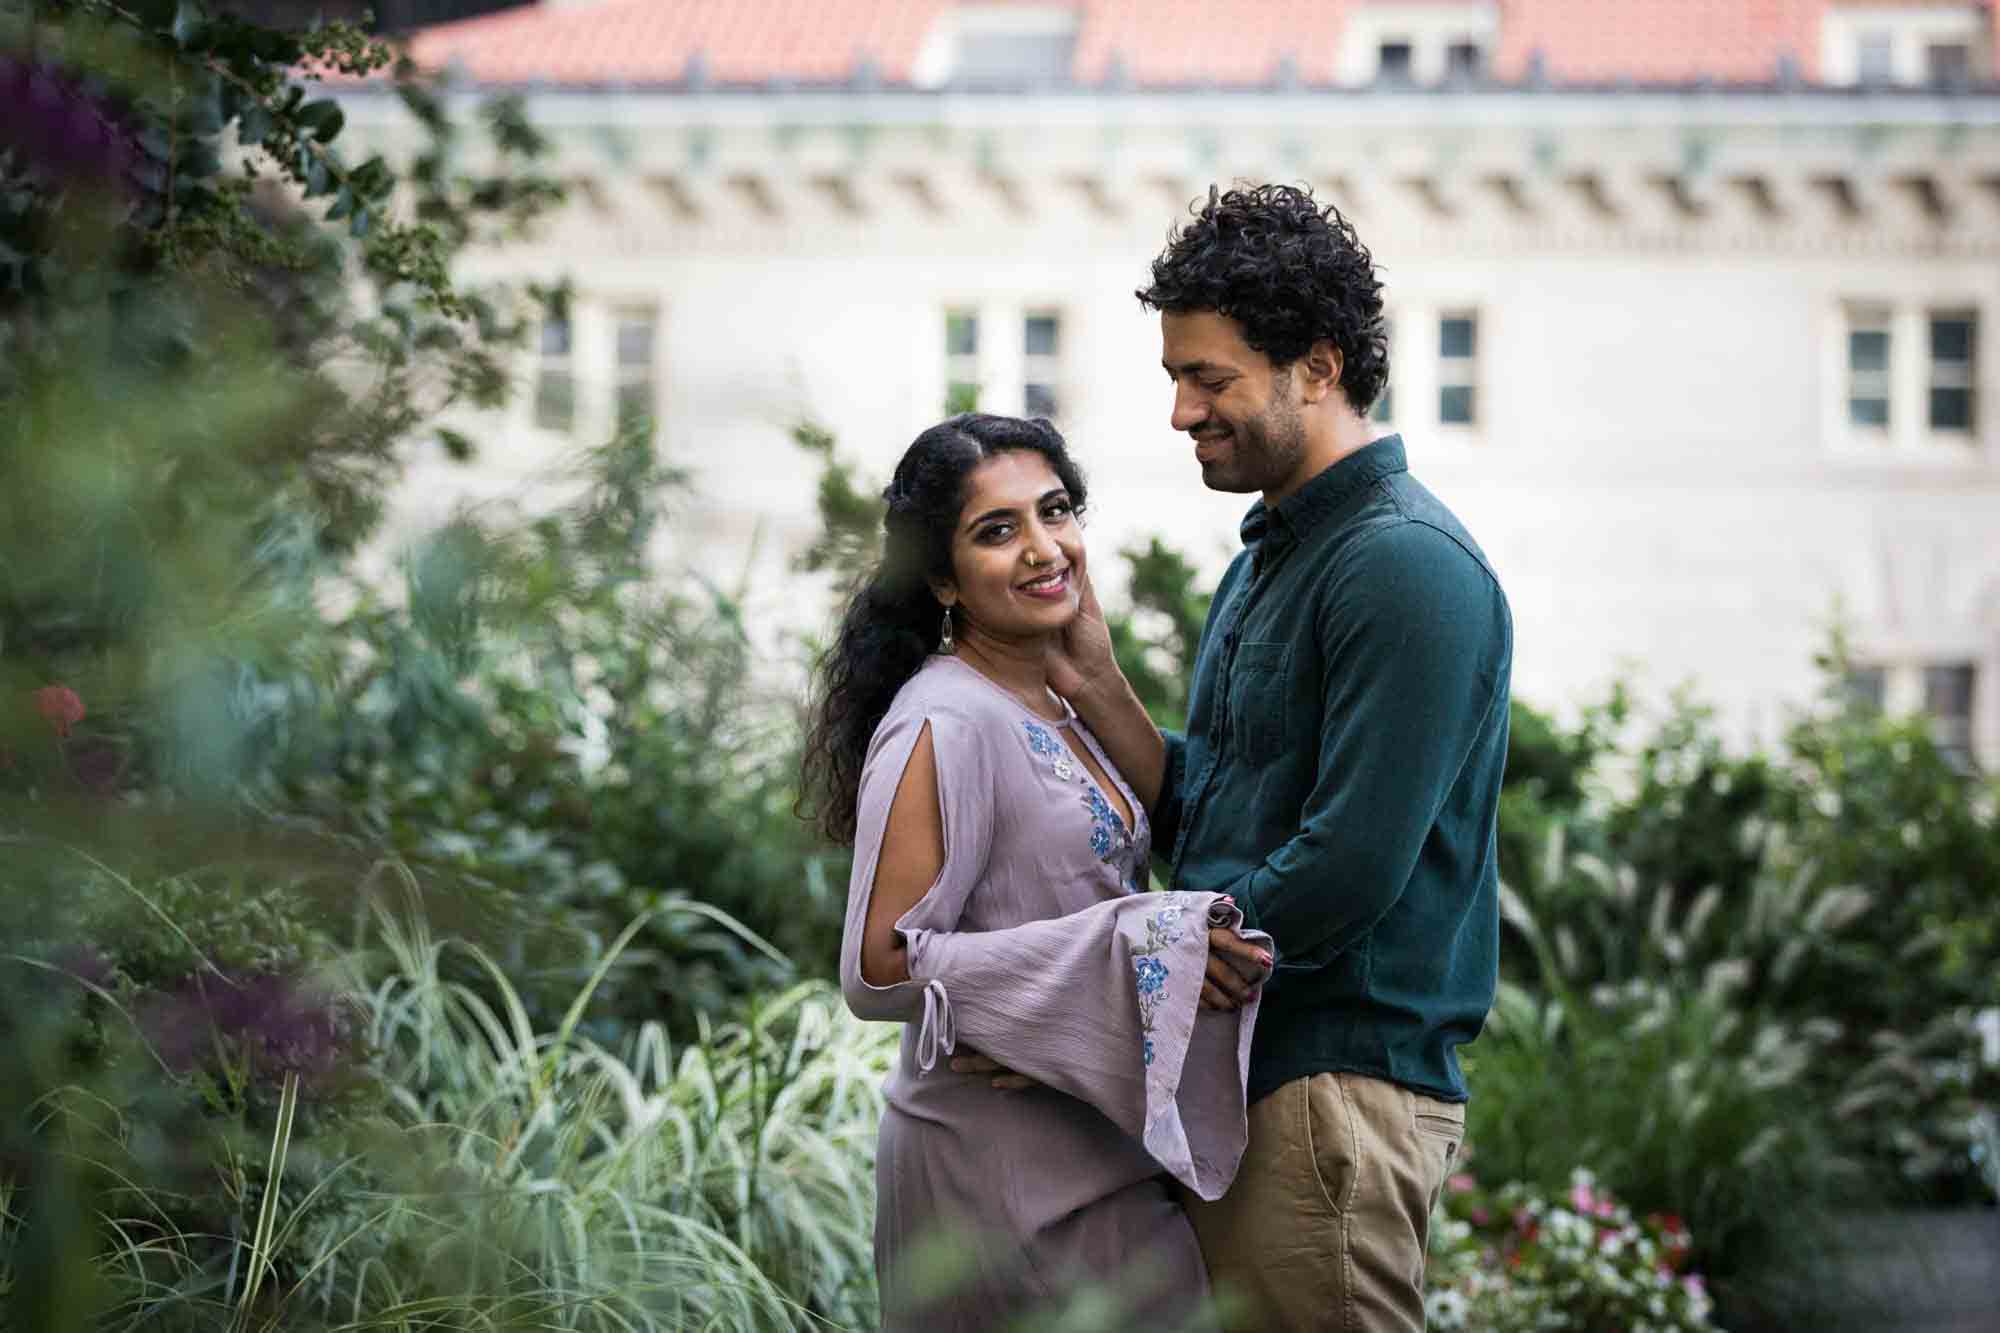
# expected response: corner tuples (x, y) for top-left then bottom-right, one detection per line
(800, 184), (1514, 1332)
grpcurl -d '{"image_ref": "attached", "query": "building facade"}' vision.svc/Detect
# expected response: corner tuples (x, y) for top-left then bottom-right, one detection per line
(336, 0), (2000, 766)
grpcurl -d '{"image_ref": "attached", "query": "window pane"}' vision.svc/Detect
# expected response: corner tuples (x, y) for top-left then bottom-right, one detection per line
(1926, 42), (1971, 86)
(534, 370), (575, 432)
(1849, 329), (1889, 372)
(617, 315), (655, 367)
(1440, 384), (1476, 425)
(1849, 396), (1890, 427)
(1024, 314), (1060, 357)
(1378, 42), (1412, 81)
(1844, 667), (1886, 713)
(1925, 663), (1978, 771)
(617, 379), (654, 435)
(1857, 32), (1894, 83)
(946, 312), (978, 357)
(1446, 42), (1484, 79)
(1931, 316), (1973, 365)
(1024, 382), (1059, 419)
(540, 318), (572, 358)
(1925, 663), (1975, 717)
(1930, 387), (1973, 430)
(945, 381), (981, 415)
(1440, 316), (1477, 360)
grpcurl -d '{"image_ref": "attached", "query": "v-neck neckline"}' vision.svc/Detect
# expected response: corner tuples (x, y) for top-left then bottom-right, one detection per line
(934, 655), (1143, 841)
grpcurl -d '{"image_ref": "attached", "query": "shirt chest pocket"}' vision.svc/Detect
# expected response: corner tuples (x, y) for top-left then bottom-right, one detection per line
(1227, 640), (1291, 759)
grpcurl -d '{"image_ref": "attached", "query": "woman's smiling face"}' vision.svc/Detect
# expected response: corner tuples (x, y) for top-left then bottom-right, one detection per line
(936, 450), (1084, 642)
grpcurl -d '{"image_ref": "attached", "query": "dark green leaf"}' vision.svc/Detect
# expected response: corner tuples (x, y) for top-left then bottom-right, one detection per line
(436, 428), (475, 461)
(297, 100), (345, 144)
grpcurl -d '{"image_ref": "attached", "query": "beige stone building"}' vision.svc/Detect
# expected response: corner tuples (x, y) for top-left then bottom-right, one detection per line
(336, 0), (2000, 766)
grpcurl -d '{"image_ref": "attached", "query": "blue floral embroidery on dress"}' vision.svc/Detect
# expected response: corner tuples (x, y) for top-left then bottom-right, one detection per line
(1024, 721), (1136, 866)
(1134, 956), (1169, 996)
(1022, 720), (1063, 760)
(1082, 785), (1128, 861)
(1131, 899), (1191, 1067)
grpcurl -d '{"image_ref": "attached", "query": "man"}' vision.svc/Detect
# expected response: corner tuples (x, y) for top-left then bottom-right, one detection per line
(1049, 183), (1513, 1331)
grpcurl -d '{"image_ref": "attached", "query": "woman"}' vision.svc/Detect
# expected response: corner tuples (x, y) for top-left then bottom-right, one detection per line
(801, 413), (1273, 1330)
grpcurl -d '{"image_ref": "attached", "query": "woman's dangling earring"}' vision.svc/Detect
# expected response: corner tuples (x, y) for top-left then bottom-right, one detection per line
(938, 605), (955, 653)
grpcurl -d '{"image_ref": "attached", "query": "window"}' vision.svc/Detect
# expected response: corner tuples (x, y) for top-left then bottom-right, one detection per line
(1927, 41), (1973, 85)
(1924, 662), (1977, 770)
(1377, 41), (1414, 82)
(1847, 309), (1892, 430)
(534, 315), (575, 433)
(913, 6), (1078, 89)
(1370, 318), (1395, 425)
(1856, 31), (1896, 84)
(1929, 312), (1976, 432)
(1823, 5), (1990, 87)
(614, 307), (658, 441)
(944, 309), (980, 414)
(942, 304), (1064, 418)
(1023, 312), (1061, 419)
(1439, 312), (1478, 426)
(1843, 666), (1888, 713)
(1340, 3), (1498, 86)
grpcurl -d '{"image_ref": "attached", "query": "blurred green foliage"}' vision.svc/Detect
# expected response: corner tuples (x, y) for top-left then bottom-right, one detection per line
(3, 0), (1995, 1320)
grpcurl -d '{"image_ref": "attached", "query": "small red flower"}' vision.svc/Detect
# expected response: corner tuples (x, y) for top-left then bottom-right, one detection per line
(34, 685), (85, 738)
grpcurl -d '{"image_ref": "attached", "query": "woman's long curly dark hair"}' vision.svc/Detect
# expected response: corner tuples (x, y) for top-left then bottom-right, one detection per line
(800, 413), (1088, 845)
(1137, 182), (1389, 414)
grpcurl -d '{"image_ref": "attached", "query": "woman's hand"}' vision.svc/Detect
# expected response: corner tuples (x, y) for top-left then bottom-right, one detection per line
(1201, 927), (1272, 1011)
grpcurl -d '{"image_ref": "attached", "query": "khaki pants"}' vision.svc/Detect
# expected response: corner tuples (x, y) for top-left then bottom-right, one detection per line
(1180, 1072), (1464, 1333)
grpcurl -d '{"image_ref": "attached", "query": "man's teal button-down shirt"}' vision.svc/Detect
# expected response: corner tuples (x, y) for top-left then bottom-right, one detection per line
(1154, 435), (1513, 1105)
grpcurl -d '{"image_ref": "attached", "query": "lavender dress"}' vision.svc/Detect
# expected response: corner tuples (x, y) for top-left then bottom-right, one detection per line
(840, 655), (1269, 1331)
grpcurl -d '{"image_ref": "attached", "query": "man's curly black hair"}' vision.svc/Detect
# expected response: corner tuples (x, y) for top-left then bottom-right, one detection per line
(1136, 183), (1389, 414)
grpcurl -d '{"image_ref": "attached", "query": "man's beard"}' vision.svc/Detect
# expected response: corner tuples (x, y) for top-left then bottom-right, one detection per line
(1200, 389), (1306, 495)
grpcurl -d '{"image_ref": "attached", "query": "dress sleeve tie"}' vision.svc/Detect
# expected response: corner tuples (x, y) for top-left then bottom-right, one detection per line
(914, 978), (956, 1073)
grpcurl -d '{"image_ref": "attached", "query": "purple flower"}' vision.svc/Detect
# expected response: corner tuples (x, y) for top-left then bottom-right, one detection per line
(145, 970), (354, 1084)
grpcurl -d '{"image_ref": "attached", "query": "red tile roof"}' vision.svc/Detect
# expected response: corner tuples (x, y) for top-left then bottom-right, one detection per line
(390, 0), (1999, 89)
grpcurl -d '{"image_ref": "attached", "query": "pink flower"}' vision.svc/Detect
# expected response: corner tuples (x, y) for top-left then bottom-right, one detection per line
(1448, 1173), (1477, 1194)
(34, 685), (85, 738)
(1469, 1207), (1490, 1226)
(1683, 1274), (1706, 1298)
(1569, 1181), (1596, 1213)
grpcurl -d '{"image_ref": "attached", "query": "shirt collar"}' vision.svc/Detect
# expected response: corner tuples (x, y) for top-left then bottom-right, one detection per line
(1238, 435), (1408, 550)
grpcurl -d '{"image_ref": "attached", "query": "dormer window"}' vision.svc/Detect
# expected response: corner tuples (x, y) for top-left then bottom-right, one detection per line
(1377, 41), (1414, 83)
(1340, 4), (1498, 87)
(912, 6), (1078, 90)
(1926, 41), (1973, 85)
(1856, 31), (1896, 83)
(1822, 5), (1990, 88)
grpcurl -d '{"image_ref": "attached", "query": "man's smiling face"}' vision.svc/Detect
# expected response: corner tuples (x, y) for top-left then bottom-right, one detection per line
(1160, 309), (1309, 501)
